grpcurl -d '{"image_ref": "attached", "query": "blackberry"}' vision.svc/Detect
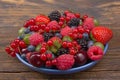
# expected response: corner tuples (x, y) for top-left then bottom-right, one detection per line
(48, 10), (61, 22)
(43, 32), (54, 42)
(57, 48), (69, 56)
(68, 18), (80, 27)
(76, 38), (88, 50)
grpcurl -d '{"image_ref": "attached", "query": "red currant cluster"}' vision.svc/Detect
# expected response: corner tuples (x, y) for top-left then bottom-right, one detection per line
(5, 39), (26, 57)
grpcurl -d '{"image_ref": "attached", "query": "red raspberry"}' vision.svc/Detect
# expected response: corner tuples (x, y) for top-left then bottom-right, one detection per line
(83, 17), (95, 31)
(29, 33), (44, 46)
(66, 13), (76, 19)
(47, 21), (60, 30)
(56, 54), (75, 70)
(60, 26), (72, 36)
(87, 46), (103, 60)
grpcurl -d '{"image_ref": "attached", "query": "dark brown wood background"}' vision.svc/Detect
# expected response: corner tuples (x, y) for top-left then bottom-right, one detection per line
(0, 0), (120, 80)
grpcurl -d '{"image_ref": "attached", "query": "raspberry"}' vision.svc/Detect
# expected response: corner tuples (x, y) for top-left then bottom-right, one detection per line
(56, 54), (74, 70)
(47, 21), (60, 30)
(48, 10), (61, 21)
(29, 33), (44, 46)
(68, 18), (80, 27)
(87, 46), (103, 60)
(83, 17), (95, 30)
(60, 26), (72, 36)
(66, 13), (76, 19)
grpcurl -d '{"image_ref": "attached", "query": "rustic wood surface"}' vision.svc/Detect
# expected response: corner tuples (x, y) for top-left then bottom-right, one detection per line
(0, 0), (120, 80)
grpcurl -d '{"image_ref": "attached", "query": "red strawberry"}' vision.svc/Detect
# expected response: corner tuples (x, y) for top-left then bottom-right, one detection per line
(35, 15), (50, 25)
(91, 26), (113, 44)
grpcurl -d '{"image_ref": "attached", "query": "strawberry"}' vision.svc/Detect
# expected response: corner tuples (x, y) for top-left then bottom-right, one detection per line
(35, 15), (50, 25)
(91, 26), (113, 44)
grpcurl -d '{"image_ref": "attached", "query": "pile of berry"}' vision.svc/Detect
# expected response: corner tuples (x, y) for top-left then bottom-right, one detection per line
(5, 10), (113, 70)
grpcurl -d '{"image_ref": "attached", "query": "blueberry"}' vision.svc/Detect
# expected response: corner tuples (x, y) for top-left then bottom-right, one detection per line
(21, 54), (26, 60)
(18, 34), (25, 40)
(87, 40), (94, 48)
(83, 33), (89, 40)
(27, 45), (35, 52)
(24, 28), (30, 34)
(55, 33), (62, 39)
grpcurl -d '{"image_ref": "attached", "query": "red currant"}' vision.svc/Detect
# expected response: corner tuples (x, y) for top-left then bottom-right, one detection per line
(62, 41), (67, 48)
(73, 29), (78, 34)
(70, 49), (76, 55)
(47, 40), (53, 46)
(14, 39), (20, 44)
(58, 21), (64, 26)
(45, 27), (50, 32)
(66, 16), (70, 22)
(77, 27), (85, 34)
(67, 42), (73, 48)
(40, 47), (46, 53)
(33, 25), (39, 31)
(72, 34), (78, 39)
(24, 18), (35, 28)
(5, 47), (12, 54)
(83, 15), (88, 19)
(19, 41), (26, 48)
(14, 48), (19, 53)
(64, 10), (70, 15)
(72, 41), (77, 46)
(68, 32), (73, 37)
(42, 42), (47, 47)
(46, 60), (52, 67)
(46, 53), (52, 60)
(40, 54), (47, 61)
(75, 13), (80, 18)
(77, 45), (81, 50)
(10, 42), (18, 49)
(60, 17), (65, 22)
(85, 29), (90, 34)
(52, 59), (57, 65)
(40, 24), (46, 30)
(78, 34), (83, 39)
(10, 51), (16, 57)
(52, 26), (57, 31)
(30, 25), (34, 31)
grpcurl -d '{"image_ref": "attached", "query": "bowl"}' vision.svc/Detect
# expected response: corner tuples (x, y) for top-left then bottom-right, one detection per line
(16, 44), (108, 74)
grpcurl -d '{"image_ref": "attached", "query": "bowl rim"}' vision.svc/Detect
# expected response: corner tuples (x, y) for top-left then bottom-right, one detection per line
(16, 43), (108, 74)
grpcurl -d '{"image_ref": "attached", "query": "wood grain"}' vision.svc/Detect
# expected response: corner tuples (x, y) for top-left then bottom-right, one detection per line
(0, 0), (120, 80)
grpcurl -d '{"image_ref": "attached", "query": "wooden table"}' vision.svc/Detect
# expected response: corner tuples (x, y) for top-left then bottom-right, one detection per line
(0, 0), (120, 80)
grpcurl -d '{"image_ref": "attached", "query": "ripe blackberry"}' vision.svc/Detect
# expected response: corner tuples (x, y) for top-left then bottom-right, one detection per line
(57, 48), (69, 56)
(43, 32), (54, 42)
(76, 38), (88, 50)
(68, 18), (80, 27)
(48, 10), (61, 22)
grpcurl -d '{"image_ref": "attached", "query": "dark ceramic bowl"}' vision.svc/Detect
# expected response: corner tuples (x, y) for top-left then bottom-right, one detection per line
(16, 44), (108, 74)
